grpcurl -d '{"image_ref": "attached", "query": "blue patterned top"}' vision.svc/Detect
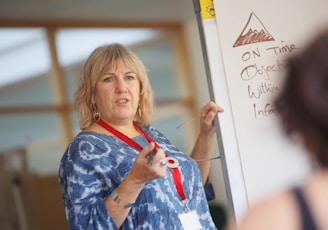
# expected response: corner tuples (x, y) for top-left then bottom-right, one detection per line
(58, 125), (217, 230)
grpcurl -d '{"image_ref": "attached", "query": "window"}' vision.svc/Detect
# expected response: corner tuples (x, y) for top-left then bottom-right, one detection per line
(0, 27), (197, 174)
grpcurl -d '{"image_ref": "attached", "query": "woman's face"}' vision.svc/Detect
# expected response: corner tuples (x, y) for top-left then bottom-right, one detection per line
(92, 61), (140, 125)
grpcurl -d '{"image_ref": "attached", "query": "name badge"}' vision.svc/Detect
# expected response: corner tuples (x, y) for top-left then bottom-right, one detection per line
(178, 210), (202, 230)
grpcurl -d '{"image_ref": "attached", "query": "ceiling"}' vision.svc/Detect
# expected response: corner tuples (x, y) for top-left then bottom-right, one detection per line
(0, 0), (197, 25)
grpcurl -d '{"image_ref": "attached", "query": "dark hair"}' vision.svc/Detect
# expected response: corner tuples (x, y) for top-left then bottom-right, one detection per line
(274, 30), (328, 167)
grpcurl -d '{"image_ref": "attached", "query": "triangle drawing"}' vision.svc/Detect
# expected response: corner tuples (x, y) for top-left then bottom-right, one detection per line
(233, 12), (275, 47)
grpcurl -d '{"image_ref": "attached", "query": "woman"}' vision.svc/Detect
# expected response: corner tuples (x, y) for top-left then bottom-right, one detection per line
(228, 30), (328, 230)
(58, 43), (223, 229)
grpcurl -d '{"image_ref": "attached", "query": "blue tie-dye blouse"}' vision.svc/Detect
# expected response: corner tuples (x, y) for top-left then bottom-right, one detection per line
(58, 124), (217, 230)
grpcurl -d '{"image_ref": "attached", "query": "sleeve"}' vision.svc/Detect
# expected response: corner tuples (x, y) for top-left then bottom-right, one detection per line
(58, 137), (120, 230)
(204, 177), (216, 201)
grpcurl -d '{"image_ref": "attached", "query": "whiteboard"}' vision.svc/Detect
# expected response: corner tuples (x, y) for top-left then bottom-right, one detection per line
(196, 0), (328, 224)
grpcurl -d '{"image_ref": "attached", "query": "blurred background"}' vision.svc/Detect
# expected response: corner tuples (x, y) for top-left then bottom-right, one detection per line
(0, 0), (227, 229)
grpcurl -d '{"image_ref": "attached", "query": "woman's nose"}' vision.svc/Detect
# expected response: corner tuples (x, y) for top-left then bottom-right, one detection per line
(115, 78), (128, 93)
(116, 87), (128, 93)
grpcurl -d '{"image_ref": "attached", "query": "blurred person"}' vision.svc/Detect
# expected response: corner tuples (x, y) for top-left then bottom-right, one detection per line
(58, 43), (224, 229)
(228, 29), (328, 230)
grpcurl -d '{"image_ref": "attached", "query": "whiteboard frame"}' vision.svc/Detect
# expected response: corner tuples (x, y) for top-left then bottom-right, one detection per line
(193, 0), (248, 224)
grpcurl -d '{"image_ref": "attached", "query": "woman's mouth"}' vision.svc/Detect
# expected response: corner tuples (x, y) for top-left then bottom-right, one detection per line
(117, 98), (128, 104)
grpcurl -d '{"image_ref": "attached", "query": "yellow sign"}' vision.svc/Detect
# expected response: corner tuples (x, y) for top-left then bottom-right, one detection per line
(200, 0), (216, 19)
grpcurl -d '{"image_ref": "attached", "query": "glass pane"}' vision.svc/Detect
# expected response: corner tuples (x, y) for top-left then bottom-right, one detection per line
(56, 28), (162, 67)
(64, 65), (81, 102)
(0, 28), (51, 88)
(0, 113), (63, 174)
(0, 74), (54, 106)
(153, 116), (188, 152)
(26, 136), (64, 175)
(0, 113), (61, 150)
(134, 40), (180, 99)
(153, 106), (196, 154)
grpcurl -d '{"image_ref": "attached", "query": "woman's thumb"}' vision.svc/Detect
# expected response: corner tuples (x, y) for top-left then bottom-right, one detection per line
(140, 142), (156, 158)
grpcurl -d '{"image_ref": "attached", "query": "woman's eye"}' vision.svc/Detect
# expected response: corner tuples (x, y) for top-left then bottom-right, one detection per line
(126, 75), (136, 80)
(103, 76), (113, 82)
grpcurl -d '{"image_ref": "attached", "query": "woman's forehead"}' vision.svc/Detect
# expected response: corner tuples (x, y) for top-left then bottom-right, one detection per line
(103, 59), (135, 73)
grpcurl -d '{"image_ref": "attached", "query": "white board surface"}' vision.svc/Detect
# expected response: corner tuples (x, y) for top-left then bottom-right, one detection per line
(199, 0), (328, 223)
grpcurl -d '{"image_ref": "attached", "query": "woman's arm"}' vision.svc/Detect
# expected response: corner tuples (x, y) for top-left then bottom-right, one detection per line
(60, 140), (166, 229)
(103, 173), (146, 227)
(190, 101), (224, 183)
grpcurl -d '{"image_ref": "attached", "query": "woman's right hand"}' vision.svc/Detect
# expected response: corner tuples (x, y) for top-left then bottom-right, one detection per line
(127, 142), (167, 184)
(105, 142), (166, 227)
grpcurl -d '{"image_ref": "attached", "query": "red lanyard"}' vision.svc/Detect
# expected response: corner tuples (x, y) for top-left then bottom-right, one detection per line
(97, 118), (186, 201)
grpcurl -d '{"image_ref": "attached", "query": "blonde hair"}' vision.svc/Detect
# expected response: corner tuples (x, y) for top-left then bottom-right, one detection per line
(74, 43), (154, 130)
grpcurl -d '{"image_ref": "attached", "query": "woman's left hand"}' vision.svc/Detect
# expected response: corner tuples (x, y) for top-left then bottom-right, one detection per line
(199, 101), (224, 136)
